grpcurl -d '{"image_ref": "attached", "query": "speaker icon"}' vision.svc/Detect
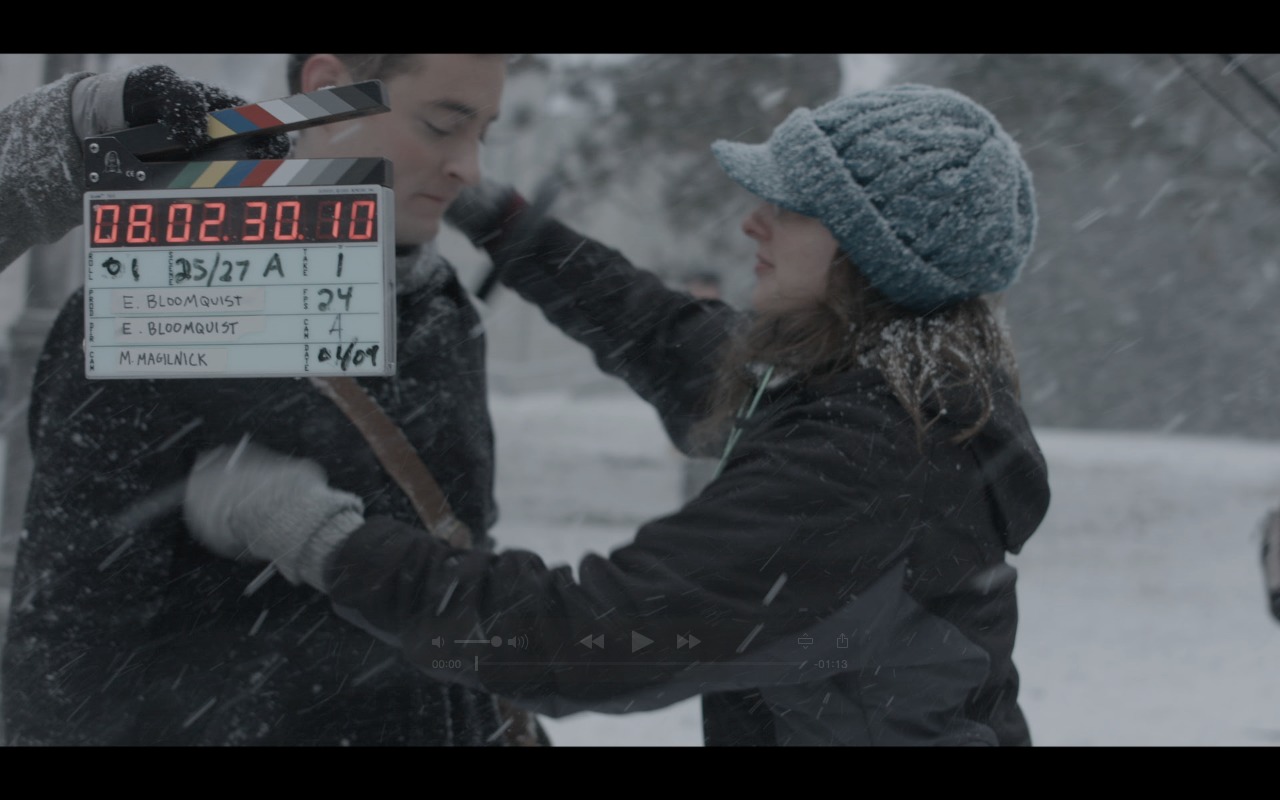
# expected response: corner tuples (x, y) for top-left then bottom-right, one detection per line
(507, 634), (529, 649)
(431, 636), (444, 648)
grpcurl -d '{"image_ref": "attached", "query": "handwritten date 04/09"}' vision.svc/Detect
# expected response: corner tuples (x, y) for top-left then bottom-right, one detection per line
(318, 341), (379, 371)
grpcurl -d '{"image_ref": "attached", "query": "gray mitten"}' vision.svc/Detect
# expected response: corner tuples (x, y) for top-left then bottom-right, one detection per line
(184, 441), (365, 590)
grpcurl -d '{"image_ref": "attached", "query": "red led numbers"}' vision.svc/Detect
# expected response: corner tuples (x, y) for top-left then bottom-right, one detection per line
(243, 201), (268, 242)
(198, 202), (226, 243)
(167, 203), (194, 243)
(351, 199), (375, 240)
(125, 203), (153, 244)
(273, 200), (301, 242)
(92, 203), (121, 245)
(316, 199), (377, 242)
(88, 194), (379, 248)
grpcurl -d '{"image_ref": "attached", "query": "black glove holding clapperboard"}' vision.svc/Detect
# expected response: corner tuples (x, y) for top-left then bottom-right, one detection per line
(71, 64), (290, 159)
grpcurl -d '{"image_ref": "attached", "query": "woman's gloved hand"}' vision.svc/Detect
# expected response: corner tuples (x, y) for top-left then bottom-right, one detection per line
(444, 178), (529, 247)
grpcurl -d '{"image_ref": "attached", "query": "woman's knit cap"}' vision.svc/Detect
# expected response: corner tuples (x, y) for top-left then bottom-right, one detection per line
(712, 84), (1037, 312)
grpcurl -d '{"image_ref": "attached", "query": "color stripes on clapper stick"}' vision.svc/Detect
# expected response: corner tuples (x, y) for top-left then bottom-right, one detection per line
(142, 157), (390, 189)
(101, 81), (389, 162)
(203, 82), (388, 143)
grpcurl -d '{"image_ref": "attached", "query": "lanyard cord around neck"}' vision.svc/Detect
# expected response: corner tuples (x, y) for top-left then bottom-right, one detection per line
(711, 364), (775, 480)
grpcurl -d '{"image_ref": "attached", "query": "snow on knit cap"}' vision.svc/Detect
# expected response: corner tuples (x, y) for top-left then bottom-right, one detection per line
(711, 84), (1037, 313)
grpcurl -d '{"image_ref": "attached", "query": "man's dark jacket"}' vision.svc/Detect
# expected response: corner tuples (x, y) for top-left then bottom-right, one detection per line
(2, 261), (506, 745)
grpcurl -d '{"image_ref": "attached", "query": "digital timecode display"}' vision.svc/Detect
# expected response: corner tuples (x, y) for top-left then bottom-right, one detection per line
(88, 193), (380, 248)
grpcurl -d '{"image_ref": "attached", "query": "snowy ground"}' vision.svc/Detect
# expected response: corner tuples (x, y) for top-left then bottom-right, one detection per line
(486, 390), (1280, 747)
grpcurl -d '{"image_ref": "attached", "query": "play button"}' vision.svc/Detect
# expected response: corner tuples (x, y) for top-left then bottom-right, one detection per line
(631, 631), (654, 653)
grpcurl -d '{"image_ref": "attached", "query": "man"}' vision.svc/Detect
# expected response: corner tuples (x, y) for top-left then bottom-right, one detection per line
(2, 54), (519, 745)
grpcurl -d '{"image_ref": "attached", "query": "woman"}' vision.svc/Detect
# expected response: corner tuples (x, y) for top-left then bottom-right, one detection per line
(183, 84), (1051, 746)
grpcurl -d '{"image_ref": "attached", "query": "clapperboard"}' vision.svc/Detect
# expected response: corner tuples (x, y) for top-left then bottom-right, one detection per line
(81, 80), (396, 379)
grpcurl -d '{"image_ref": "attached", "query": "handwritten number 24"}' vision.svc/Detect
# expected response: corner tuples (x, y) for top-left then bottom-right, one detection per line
(318, 286), (353, 312)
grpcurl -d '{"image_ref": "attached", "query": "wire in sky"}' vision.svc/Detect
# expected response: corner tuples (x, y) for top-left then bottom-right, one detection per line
(1219, 54), (1280, 121)
(1172, 53), (1279, 156)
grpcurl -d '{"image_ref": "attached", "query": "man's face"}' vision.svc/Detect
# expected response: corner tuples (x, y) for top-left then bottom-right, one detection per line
(297, 55), (506, 246)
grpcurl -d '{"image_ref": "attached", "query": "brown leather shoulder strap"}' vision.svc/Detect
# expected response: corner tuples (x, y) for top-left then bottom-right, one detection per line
(309, 375), (471, 549)
(309, 374), (544, 746)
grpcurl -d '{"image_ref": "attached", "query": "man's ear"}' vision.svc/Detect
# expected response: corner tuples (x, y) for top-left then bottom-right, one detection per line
(298, 54), (352, 93)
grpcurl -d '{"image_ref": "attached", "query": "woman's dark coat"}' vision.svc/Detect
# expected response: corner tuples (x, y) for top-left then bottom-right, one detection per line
(320, 217), (1052, 746)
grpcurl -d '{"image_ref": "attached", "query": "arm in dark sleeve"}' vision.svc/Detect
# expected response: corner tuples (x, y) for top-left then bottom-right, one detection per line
(322, 402), (916, 718)
(0, 303), (199, 744)
(489, 217), (741, 454)
(0, 72), (92, 272)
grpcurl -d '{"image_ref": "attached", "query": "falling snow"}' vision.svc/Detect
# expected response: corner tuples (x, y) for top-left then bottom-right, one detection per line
(1, 53), (1279, 747)
(487, 390), (1280, 746)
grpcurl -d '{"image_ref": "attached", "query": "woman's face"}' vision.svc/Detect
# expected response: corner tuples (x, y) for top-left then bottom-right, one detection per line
(742, 202), (841, 313)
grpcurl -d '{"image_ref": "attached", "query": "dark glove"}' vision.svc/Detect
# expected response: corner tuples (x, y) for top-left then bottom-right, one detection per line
(444, 178), (530, 248)
(184, 441), (365, 590)
(122, 65), (290, 160)
(1262, 507), (1280, 622)
(447, 176), (562, 300)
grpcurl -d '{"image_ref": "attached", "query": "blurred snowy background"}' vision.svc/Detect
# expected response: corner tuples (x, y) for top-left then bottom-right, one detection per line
(489, 390), (1280, 746)
(2, 53), (1280, 746)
